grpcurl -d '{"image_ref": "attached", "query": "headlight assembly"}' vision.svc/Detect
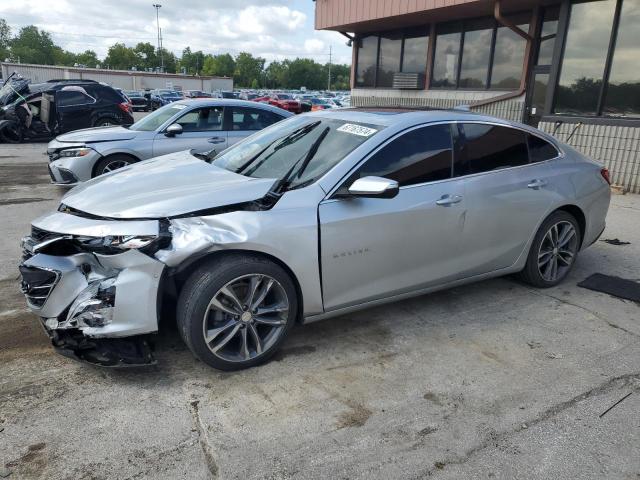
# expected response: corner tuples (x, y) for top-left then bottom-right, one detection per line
(59, 147), (93, 158)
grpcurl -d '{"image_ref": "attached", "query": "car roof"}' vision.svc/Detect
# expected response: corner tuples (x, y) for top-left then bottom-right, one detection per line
(305, 107), (552, 138)
(171, 98), (294, 115)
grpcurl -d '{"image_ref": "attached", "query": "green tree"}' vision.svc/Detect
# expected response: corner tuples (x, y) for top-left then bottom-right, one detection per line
(202, 53), (235, 77)
(158, 47), (177, 73)
(10, 25), (57, 64)
(180, 47), (205, 75)
(234, 52), (265, 87)
(133, 42), (157, 70)
(265, 60), (287, 88)
(74, 50), (99, 68)
(0, 19), (10, 61)
(103, 43), (140, 70)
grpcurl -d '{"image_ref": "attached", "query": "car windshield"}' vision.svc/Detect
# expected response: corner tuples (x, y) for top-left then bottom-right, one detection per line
(129, 104), (186, 131)
(213, 116), (383, 191)
(278, 94), (293, 100)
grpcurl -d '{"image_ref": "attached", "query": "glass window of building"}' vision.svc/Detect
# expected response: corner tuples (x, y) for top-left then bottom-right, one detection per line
(490, 22), (528, 89)
(377, 32), (403, 88)
(402, 28), (429, 74)
(459, 19), (494, 89)
(432, 23), (462, 88)
(603, 0), (640, 117)
(555, 0), (617, 115)
(356, 35), (378, 87)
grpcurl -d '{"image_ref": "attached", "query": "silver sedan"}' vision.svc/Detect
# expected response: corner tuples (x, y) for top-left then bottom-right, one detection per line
(20, 108), (610, 370)
(45, 99), (292, 185)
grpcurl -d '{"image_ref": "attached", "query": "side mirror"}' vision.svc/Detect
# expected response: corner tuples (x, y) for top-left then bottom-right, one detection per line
(165, 123), (183, 137)
(347, 176), (399, 199)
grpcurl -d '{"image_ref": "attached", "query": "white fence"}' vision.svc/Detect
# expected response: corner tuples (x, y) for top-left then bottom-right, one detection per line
(1, 62), (233, 92)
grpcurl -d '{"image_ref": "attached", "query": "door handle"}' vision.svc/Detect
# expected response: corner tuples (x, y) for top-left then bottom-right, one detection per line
(208, 137), (225, 144)
(527, 179), (547, 189)
(436, 194), (463, 206)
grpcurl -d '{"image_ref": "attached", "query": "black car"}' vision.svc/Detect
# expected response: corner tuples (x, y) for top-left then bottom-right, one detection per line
(0, 75), (134, 143)
(123, 90), (151, 112)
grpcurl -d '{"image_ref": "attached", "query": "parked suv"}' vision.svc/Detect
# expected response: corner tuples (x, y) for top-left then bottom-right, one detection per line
(20, 109), (610, 370)
(0, 76), (134, 143)
(46, 99), (291, 184)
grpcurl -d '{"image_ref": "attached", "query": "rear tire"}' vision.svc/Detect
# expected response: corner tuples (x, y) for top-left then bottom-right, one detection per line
(519, 211), (581, 288)
(93, 154), (137, 177)
(177, 255), (298, 371)
(94, 117), (118, 127)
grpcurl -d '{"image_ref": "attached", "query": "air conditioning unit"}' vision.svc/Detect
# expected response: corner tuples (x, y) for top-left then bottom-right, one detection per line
(392, 72), (425, 90)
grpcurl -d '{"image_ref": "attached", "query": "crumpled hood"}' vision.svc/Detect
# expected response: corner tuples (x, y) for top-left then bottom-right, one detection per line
(55, 126), (138, 144)
(61, 151), (277, 219)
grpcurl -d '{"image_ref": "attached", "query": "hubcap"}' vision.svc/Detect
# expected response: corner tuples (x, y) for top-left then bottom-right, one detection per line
(537, 221), (578, 282)
(101, 160), (129, 174)
(202, 274), (289, 362)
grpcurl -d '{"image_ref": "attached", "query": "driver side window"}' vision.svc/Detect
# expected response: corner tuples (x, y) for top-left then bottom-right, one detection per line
(354, 124), (454, 187)
(176, 106), (223, 132)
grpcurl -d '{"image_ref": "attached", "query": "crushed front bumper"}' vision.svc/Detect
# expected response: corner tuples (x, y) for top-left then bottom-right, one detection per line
(19, 213), (165, 366)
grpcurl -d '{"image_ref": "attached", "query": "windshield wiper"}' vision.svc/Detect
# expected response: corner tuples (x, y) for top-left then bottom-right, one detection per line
(271, 126), (331, 194)
(235, 120), (322, 176)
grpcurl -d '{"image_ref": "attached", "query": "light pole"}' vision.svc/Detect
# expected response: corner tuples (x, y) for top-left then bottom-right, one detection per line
(152, 4), (164, 72)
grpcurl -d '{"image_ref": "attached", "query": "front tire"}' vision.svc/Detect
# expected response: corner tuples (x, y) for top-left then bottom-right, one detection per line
(93, 154), (137, 177)
(519, 211), (581, 287)
(177, 255), (298, 371)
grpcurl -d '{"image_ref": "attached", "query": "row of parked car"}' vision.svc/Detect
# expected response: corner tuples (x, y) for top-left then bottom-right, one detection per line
(0, 72), (349, 143)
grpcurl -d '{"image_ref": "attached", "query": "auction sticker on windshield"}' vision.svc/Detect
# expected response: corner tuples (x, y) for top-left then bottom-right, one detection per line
(336, 123), (377, 137)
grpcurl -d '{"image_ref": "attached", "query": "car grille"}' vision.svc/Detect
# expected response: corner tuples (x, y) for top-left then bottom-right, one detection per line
(19, 265), (60, 308)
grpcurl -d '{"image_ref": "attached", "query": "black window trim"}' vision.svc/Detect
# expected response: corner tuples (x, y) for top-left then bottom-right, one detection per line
(325, 120), (562, 200)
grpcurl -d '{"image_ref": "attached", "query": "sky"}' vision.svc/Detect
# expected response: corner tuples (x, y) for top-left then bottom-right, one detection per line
(0, 0), (353, 65)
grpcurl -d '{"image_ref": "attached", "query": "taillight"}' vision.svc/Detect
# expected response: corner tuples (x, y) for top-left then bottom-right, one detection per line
(118, 102), (132, 114)
(600, 167), (611, 185)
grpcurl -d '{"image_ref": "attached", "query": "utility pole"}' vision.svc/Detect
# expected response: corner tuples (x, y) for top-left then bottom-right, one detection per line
(153, 4), (164, 72)
(327, 45), (332, 92)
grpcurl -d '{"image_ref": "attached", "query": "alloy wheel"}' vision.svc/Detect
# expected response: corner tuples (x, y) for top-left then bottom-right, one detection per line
(101, 160), (130, 174)
(537, 220), (578, 282)
(202, 274), (289, 363)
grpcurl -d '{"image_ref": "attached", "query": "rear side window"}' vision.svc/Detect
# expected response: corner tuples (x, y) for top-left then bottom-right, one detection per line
(355, 124), (454, 186)
(57, 90), (95, 106)
(528, 134), (558, 163)
(456, 123), (529, 176)
(230, 107), (283, 131)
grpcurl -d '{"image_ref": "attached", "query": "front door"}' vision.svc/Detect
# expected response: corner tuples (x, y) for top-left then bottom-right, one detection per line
(152, 105), (227, 157)
(319, 123), (468, 311)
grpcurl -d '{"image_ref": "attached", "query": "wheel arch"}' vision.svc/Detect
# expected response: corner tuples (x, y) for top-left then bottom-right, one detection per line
(165, 249), (305, 324)
(554, 204), (586, 248)
(91, 152), (141, 177)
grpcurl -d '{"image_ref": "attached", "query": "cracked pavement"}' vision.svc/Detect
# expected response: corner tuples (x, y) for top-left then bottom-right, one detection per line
(1, 143), (639, 479)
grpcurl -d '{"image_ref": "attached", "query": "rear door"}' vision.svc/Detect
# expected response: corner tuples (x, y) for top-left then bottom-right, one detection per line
(152, 105), (226, 156)
(225, 106), (287, 149)
(454, 123), (558, 277)
(55, 88), (96, 132)
(319, 123), (469, 311)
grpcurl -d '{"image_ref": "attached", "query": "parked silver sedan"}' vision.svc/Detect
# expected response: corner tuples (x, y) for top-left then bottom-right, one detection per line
(20, 108), (610, 370)
(45, 99), (292, 185)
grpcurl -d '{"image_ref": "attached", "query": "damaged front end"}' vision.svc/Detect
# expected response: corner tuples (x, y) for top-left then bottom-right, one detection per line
(19, 212), (168, 366)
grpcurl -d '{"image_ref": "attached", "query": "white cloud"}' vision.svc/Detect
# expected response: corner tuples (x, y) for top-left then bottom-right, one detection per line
(0, 0), (352, 65)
